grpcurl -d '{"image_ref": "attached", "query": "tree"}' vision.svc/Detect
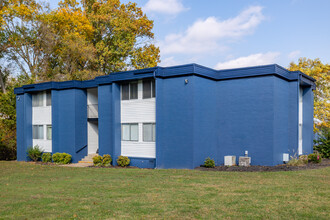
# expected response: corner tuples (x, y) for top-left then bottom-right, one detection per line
(0, 0), (159, 159)
(288, 58), (330, 131)
(82, 0), (160, 74)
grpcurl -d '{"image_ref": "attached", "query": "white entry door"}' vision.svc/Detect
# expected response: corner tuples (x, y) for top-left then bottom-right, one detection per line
(88, 121), (98, 154)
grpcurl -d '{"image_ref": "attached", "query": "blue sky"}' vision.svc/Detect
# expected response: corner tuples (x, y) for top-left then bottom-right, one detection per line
(48, 0), (330, 69)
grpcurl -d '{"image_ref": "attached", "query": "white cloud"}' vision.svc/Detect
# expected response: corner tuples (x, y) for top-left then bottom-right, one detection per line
(143, 0), (188, 15)
(160, 56), (179, 67)
(160, 6), (264, 55)
(288, 50), (301, 59)
(215, 52), (280, 69)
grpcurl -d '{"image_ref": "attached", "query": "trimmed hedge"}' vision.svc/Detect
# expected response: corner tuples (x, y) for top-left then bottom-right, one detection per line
(52, 153), (72, 164)
(42, 153), (52, 163)
(117, 156), (130, 167)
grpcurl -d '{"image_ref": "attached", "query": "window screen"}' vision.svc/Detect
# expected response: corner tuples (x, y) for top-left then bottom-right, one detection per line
(32, 93), (43, 107)
(47, 125), (52, 140)
(46, 91), (51, 106)
(130, 124), (139, 141)
(122, 123), (139, 141)
(121, 83), (129, 100)
(143, 123), (155, 142)
(143, 79), (155, 99)
(33, 125), (44, 139)
(130, 82), (138, 99)
(143, 80), (152, 99)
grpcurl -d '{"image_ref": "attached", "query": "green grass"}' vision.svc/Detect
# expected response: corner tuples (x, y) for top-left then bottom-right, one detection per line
(0, 162), (329, 219)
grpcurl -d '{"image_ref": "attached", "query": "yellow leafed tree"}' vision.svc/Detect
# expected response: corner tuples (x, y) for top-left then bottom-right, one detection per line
(288, 58), (330, 131)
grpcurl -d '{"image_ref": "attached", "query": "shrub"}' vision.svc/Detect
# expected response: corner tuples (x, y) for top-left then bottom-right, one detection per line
(314, 127), (330, 158)
(42, 153), (52, 163)
(287, 156), (305, 166)
(308, 153), (322, 163)
(299, 155), (308, 164)
(117, 156), (130, 167)
(102, 154), (112, 166)
(27, 145), (43, 162)
(52, 153), (72, 164)
(204, 157), (215, 168)
(93, 155), (103, 166)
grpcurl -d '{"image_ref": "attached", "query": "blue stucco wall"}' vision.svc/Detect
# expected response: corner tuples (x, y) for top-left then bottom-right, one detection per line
(129, 157), (156, 168)
(216, 76), (274, 166)
(302, 86), (314, 154)
(273, 77), (291, 165)
(156, 75), (310, 168)
(98, 83), (121, 165)
(192, 77), (217, 167)
(16, 93), (32, 161)
(156, 76), (195, 169)
(52, 89), (87, 163)
(288, 81), (299, 157)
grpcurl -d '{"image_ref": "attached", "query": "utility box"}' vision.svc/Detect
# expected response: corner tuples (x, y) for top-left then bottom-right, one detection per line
(239, 157), (251, 167)
(224, 156), (236, 166)
(283, 153), (289, 163)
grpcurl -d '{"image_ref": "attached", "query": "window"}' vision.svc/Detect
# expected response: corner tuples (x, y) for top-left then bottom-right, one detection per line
(122, 123), (139, 141)
(143, 79), (155, 99)
(46, 91), (51, 106)
(33, 125), (44, 139)
(121, 82), (138, 100)
(32, 93), (43, 107)
(121, 83), (129, 100)
(47, 125), (52, 140)
(143, 123), (155, 142)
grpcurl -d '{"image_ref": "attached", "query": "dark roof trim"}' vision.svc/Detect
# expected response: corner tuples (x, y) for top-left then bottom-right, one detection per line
(14, 63), (316, 94)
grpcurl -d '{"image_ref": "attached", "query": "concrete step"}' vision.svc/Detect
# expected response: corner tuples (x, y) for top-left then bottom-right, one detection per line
(79, 154), (99, 163)
(78, 161), (93, 164)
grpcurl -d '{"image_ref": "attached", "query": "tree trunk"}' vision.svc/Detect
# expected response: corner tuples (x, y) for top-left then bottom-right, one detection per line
(0, 69), (6, 93)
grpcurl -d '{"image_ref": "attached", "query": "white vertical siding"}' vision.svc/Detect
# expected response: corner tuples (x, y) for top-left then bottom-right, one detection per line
(121, 80), (156, 158)
(32, 92), (52, 152)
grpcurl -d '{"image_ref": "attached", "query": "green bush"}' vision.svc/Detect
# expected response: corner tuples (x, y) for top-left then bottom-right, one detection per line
(117, 156), (130, 167)
(102, 154), (112, 166)
(93, 154), (113, 166)
(27, 145), (43, 162)
(42, 153), (52, 163)
(314, 127), (330, 158)
(93, 155), (103, 166)
(52, 152), (72, 164)
(204, 157), (215, 168)
(308, 153), (322, 163)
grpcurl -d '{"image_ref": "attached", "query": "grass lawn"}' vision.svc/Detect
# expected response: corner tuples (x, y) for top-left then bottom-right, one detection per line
(0, 161), (329, 219)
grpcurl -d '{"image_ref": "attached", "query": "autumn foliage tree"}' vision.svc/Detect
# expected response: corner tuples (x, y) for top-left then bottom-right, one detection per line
(288, 58), (330, 131)
(0, 0), (160, 159)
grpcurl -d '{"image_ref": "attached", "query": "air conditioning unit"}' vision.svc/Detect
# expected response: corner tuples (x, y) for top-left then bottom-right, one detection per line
(224, 156), (236, 166)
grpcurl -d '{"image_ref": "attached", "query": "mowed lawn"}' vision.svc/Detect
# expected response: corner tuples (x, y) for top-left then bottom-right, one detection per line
(0, 162), (329, 219)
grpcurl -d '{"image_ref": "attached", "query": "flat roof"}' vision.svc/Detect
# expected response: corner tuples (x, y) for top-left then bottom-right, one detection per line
(14, 63), (316, 94)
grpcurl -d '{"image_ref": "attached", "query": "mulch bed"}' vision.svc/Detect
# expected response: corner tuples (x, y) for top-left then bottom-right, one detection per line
(195, 158), (330, 172)
(88, 165), (140, 169)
